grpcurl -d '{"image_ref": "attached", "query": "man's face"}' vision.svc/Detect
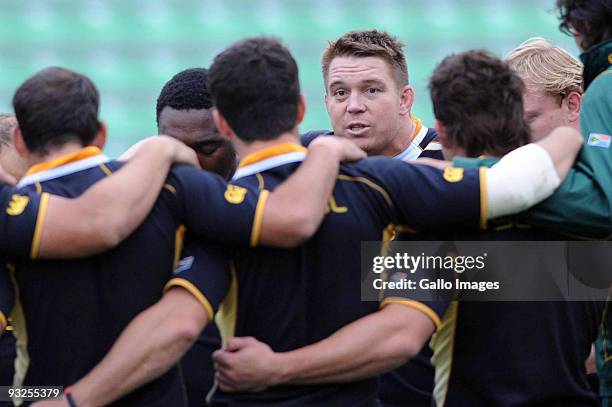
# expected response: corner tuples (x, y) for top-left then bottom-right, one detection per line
(523, 89), (573, 142)
(325, 56), (407, 156)
(158, 106), (236, 179)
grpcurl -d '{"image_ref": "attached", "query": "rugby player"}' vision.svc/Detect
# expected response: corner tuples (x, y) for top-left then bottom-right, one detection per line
(506, 38), (583, 142)
(555, 0), (612, 403)
(215, 49), (602, 407)
(1, 65), (366, 406)
(0, 114), (29, 180)
(156, 67), (238, 406)
(156, 68), (237, 180)
(49, 38), (582, 407)
(302, 30), (442, 161)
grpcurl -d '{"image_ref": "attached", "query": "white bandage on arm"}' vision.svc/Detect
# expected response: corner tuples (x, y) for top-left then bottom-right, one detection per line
(486, 143), (560, 219)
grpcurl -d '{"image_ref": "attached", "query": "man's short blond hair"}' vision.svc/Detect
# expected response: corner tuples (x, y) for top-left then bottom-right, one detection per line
(321, 30), (409, 89)
(506, 37), (583, 97)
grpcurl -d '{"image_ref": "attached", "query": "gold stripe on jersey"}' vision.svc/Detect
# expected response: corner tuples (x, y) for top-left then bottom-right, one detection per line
(431, 300), (459, 407)
(216, 263), (239, 346)
(250, 190), (270, 247)
(380, 297), (442, 329)
(24, 146), (103, 176)
(337, 175), (394, 208)
(173, 225), (186, 270)
(8, 266), (29, 390)
(164, 278), (215, 320)
(255, 173), (265, 190)
(99, 163), (113, 176)
(238, 143), (307, 168)
(0, 311), (6, 332)
(30, 192), (50, 259)
(479, 167), (488, 230)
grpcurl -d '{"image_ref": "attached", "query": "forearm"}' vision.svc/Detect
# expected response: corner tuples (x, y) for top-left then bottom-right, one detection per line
(68, 290), (206, 407)
(485, 126), (582, 220)
(38, 137), (189, 258)
(260, 143), (341, 247)
(274, 305), (432, 385)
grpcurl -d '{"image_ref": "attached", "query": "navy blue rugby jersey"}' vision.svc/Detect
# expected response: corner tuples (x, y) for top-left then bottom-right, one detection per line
(0, 183), (44, 259)
(402, 226), (603, 407)
(3, 147), (258, 407)
(210, 142), (483, 407)
(301, 116), (443, 161)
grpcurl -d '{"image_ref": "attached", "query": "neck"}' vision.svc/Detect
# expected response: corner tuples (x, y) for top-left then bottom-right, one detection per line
(234, 131), (299, 160)
(27, 142), (86, 167)
(380, 115), (416, 157)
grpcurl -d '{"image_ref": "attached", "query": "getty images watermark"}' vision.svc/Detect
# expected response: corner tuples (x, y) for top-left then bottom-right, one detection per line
(361, 241), (611, 302)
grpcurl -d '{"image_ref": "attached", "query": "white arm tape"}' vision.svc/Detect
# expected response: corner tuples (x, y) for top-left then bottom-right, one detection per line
(486, 143), (560, 219)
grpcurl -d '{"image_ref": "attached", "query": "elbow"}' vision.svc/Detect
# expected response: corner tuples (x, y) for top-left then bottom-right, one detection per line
(285, 211), (320, 246)
(170, 317), (202, 351)
(382, 330), (423, 366)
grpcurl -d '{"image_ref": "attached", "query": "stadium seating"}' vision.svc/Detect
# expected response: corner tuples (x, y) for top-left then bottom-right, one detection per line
(0, 0), (575, 157)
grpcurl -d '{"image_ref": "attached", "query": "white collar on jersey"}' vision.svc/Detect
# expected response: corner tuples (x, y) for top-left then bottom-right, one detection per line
(18, 154), (110, 187)
(232, 151), (306, 180)
(393, 123), (430, 162)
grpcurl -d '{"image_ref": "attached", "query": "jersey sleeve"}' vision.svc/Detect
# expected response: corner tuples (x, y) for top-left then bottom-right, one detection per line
(453, 153), (612, 238)
(370, 158), (482, 231)
(164, 236), (231, 320)
(378, 240), (454, 330)
(167, 165), (267, 247)
(0, 263), (15, 332)
(0, 184), (45, 258)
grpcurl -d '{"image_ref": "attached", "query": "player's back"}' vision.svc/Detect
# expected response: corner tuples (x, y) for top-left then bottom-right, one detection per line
(421, 227), (603, 407)
(214, 146), (480, 406)
(12, 158), (186, 407)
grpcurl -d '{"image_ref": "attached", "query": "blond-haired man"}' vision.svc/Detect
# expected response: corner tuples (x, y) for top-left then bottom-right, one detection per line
(506, 37), (583, 141)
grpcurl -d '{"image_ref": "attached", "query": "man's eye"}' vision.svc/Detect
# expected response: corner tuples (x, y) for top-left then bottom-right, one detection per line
(334, 89), (347, 97)
(195, 143), (221, 155)
(367, 87), (379, 94)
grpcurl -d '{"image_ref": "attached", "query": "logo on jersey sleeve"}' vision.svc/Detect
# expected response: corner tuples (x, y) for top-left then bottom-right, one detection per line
(6, 194), (30, 216)
(443, 167), (464, 183)
(587, 133), (611, 149)
(174, 256), (194, 275)
(224, 185), (247, 204)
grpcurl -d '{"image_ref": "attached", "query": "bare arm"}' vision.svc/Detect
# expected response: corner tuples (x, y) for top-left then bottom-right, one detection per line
(37, 136), (197, 258)
(259, 136), (365, 247)
(33, 288), (209, 407)
(214, 304), (435, 392)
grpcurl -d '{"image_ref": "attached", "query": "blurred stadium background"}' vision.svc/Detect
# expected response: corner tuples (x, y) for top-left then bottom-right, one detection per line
(0, 0), (576, 157)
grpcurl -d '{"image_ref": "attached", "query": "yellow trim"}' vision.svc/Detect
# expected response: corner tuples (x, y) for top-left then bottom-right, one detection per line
(30, 193), (50, 259)
(410, 114), (423, 150)
(380, 297), (442, 329)
(0, 311), (6, 332)
(255, 173), (265, 190)
(337, 174), (394, 208)
(479, 167), (488, 230)
(238, 143), (307, 168)
(250, 190), (269, 247)
(216, 264), (238, 346)
(431, 300), (459, 407)
(163, 183), (177, 194)
(9, 266), (29, 389)
(173, 225), (187, 269)
(35, 182), (42, 194)
(99, 163), (113, 176)
(24, 146), (102, 176)
(164, 278), (215, 320)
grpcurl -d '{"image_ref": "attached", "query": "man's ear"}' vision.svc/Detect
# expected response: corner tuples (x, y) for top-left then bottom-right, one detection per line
(398, 85), (415, 116)
(296, 94), (306, 125)
(13, 127), (29, 158)
(434, 120), (452, 149)
(213, 108), (235, 140)
(92, 122), (107, 150)
(564, 91), (582, 125)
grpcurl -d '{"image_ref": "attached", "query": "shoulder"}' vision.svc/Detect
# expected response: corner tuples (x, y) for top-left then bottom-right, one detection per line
(300, 130), (334, 147)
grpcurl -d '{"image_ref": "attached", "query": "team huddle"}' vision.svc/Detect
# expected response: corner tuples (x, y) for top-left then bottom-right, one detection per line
(0, 0), (612, 406)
